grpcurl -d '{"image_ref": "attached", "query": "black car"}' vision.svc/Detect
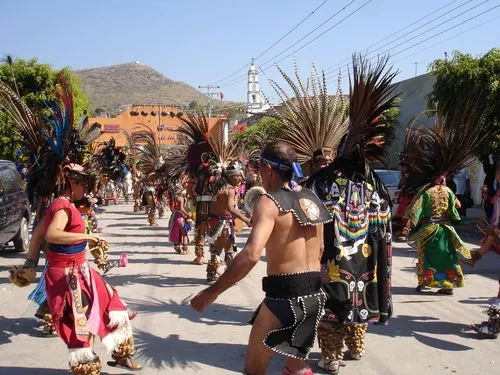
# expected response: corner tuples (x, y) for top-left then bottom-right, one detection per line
(0, 160), (30, 252)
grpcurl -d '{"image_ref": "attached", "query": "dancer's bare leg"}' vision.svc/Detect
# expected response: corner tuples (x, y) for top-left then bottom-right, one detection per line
(245, 304), (281, 375)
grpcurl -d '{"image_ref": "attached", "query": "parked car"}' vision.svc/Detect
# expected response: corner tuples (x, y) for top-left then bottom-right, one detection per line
(374, 169), (401, 215)
(0, 160), (30, 252)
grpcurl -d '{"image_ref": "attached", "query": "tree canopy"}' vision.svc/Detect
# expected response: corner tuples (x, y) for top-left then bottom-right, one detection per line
(0, 57), (90, 160)
(428, 48), (500, 155)
(232, 116), (283, 152)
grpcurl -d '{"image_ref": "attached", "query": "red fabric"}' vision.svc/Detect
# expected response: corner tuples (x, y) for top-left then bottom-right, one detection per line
(45, 250), (127, 348)
(394, 195), (413, 219)
(44, 197), (86, 242)
(169, 211), (188, 243)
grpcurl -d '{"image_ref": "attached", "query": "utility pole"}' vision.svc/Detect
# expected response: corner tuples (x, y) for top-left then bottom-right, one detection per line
(414, 61), (418, 77)
(198, 84), (220, 118)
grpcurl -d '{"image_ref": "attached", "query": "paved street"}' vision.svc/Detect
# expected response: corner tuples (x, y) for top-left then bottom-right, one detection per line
(0, 202), (498, 375)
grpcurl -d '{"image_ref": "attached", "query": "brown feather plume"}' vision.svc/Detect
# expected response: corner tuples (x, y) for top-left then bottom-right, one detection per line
(132, 126), (164, 180)
(403, 101), (491, 192)
(269, 60), (349, 164)
(341, 54), (399, 164)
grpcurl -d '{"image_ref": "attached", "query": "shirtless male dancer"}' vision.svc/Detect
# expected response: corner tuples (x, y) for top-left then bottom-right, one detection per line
(192, 142), (332, 375)
(206, 163), (251, 281)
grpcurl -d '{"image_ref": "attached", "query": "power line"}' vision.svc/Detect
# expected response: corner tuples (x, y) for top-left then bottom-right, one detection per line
(264, 3), (500, 103)
(211, 0), (330, 85)
(216, 0), (357, 87)
(263, 0), (373, 70)
(391, 13), (500, 65)
(317, 0), (496, 87)
(262, 0), (486, 101)
(322, 0), (473, 76)
(255, 0), (330, 61)
(219, 0), (371, 88)
(256, 0), (358, 71)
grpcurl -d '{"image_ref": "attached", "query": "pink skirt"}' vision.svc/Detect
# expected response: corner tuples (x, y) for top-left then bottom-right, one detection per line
(169, 211), (188, 243)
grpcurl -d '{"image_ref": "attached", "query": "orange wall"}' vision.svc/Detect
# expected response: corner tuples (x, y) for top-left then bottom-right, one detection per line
(91, 105), (222, 147)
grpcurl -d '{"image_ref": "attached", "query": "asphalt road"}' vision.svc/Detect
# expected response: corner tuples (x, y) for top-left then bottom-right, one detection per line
(0, 202), (498, 374)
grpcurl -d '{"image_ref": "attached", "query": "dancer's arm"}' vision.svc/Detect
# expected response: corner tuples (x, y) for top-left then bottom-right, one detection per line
(179, 196), (191, 218)
(191, 197), (277, 312)
(24, 217), (47, 267)
(226, 189), (251, 226)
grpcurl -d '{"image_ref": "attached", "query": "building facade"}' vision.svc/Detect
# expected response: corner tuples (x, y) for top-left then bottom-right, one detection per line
(91, 105), (221, 147)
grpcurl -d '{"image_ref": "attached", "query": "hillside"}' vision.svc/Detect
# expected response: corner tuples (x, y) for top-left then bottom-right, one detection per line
(76, 62), (212, 113)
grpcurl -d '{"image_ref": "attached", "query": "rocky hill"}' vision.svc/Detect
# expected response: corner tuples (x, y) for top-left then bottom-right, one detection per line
(76, 62), (213, 114)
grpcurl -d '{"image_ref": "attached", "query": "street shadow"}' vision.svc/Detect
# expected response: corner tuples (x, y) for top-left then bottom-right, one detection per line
(111, 249), (172, 256)
(124, 226), (168, 233)
(106, 232), (159, 239)
(104, 273), (206, 288)
(125, 296), (253, 327)
(99, 217), (145, 222)
(392, 247), (418, 259)
(457, 296), (496, 305)
(111, 241), (170, 248)
(105, 223), (144, 228)
(0, 250), (27, 260)
(391, 286), (424, 296)
(0, 367), (69, 374)
(125, 257), (195, 266)
(134, 330), (247, 371)
(0, 316), (51, 346)
(370, 314), (474, 351)
(400, 265), (417, 274)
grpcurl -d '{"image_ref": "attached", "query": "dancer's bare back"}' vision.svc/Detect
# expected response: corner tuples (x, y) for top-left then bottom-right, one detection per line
(252, 195), (323, 275)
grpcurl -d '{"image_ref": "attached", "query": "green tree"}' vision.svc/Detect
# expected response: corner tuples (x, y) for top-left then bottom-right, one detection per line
(0, 57), (90, 160)
(233, 116), (283, 151)
(428, 49), (500, 155)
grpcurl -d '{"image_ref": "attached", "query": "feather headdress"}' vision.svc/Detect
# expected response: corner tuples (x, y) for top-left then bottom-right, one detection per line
(176, 112), (216, 173)
(0, 73), (96, 208)
(403, 102), (491, 192)
(304, 55), (398, 204)
(132, 126), (164, 181)
(340, 54), (399, 164)
(158, 144), (188, 183)
(175, 112), (241, 176)
(269, 60), (349, 164)
(206, 121), (243, 173)
(67, 116), (103, 164)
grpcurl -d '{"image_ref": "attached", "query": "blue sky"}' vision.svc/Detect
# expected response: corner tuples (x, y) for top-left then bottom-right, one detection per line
(1, 0), (499, 103)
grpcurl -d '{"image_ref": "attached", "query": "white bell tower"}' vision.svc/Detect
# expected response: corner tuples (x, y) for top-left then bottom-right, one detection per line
(247, 58), (264, 118)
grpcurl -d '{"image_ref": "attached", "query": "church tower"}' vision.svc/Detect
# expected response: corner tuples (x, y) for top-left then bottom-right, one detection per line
(247, 59), (264, 118)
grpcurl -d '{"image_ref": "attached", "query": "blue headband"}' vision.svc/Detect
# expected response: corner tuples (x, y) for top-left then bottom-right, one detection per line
(260, 157), (304, 179)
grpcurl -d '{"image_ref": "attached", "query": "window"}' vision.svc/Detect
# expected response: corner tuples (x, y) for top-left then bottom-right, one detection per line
(252, 94), (256, 103)
(0, 168), (18, 194)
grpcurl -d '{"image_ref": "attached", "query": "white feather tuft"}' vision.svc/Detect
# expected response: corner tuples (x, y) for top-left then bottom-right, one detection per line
(244, 186), (266, 213)
(68, 348), (97, 366)
(102, 310), (133, 353)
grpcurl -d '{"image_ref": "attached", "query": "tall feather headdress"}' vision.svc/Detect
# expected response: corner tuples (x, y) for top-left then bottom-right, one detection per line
(175, 112), (241, 175)
(269, 60), (349, 164)
(132, 126), (164, 181)
(403, 101), (491, 192)
(0, 72), (98, 215)
(176, 112), (215, 173)
(340, 54), (399, 164)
